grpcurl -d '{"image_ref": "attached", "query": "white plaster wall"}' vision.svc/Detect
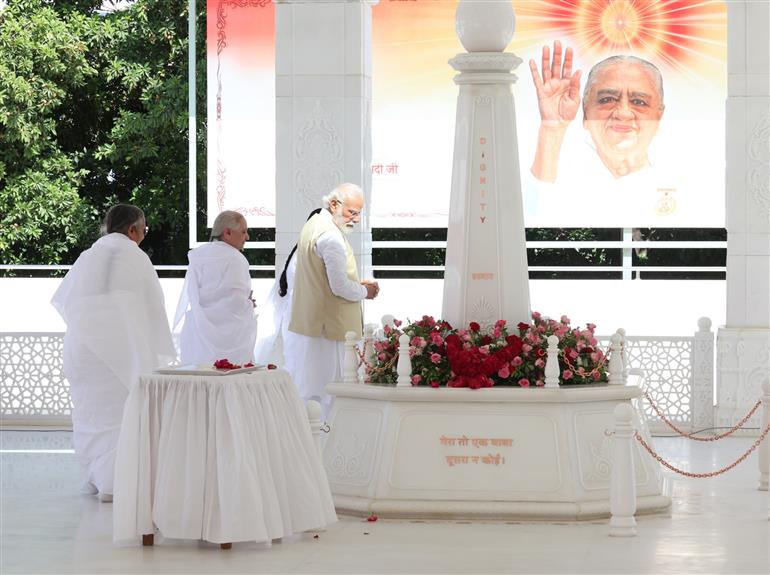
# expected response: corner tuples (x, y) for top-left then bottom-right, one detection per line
(0, 277), (725, 337)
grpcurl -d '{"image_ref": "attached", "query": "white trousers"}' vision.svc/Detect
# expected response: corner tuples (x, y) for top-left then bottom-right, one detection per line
(282, 332), (344, 419)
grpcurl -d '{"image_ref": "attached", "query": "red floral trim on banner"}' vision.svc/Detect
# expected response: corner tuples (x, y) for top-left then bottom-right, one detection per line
(215, 0), (271, 211)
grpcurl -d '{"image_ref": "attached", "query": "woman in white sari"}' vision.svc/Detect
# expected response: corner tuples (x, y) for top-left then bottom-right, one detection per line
(254, 209), (320, 373)
(52, 205), (175, 501)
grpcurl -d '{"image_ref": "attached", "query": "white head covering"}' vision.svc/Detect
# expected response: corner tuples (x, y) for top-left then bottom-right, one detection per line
(52, 233), (176, 389)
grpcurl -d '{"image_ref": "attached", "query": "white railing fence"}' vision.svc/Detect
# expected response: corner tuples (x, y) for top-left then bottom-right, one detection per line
(0, 320), (717, 433)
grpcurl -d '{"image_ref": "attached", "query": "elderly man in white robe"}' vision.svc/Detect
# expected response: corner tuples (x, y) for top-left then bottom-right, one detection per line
(286, 183), (379, 417)
(175, 210), (257, 365)
(52, 204), (176, 502)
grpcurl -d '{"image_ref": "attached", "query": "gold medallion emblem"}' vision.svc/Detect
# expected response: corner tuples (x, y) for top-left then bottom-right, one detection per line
(655, 188), (677, 216)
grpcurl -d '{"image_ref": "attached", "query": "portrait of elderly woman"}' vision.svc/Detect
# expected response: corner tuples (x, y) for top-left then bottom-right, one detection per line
(524, 41), (693, 227)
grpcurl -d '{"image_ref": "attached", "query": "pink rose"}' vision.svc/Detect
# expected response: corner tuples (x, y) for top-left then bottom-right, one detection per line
(498, 365), (510, 378)
(394, 319), (402, 327)
(518, 378), (530, 388)
(532, 311), (541, 320)
(378, 352), (386, 361)
(431, 353), (442, 364)
(560, 315), (570, 324)
(411, 336), (426, 348)
(411, 374), (422, 385)
(511, 356), (523, 367)
(569, 349), (579, 359)
(535, 358), (545, 368)
(479, 345), (490, 355)
(535, 380), (545, 387)
(591, 352), (599, 362)
(522, 344), (532, 354)
(593, 371), (602, 381)
(562, 370), (573, 380)
(431, 332), (443, 345)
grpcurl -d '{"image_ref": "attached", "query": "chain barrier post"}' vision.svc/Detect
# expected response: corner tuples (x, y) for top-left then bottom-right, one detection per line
(344, 331), (360, 384)
(610, 403), (637, 537)
(760, 378), (769, 491)
(396, 333), (412, 387)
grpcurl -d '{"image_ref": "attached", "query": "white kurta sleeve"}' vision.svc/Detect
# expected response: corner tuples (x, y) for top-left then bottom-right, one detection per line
(315, 231), (368, 302)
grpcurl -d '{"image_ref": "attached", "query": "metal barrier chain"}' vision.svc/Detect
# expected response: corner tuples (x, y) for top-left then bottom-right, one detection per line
(643, 389), (762, 441)
(634, 422), (770, 478)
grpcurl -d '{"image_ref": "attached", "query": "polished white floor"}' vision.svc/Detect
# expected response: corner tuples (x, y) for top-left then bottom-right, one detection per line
(1, 430), (768, 574)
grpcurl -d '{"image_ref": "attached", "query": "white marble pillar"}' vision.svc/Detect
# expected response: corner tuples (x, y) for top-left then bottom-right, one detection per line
(716, 0), (770, 434)
(275, 0), (375, 277)
(441, 1), (531, 328)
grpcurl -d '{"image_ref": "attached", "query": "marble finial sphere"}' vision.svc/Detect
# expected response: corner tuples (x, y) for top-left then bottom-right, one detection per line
(455, 0), (515, 53)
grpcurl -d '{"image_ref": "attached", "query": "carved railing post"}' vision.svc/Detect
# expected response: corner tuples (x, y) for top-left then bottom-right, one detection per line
(306, 400), (324, 455)
(609, 334), (624, 386)
(616, 328), (629, 384)
(362, 324), (376, 381)
(693, 317), (715, 434)
(610, 403), (637, 537)
(396, 333), (412, 387)
(343, 331), (359, 384)
(544, 335), (560, 388)
(760, 378), (769, 491)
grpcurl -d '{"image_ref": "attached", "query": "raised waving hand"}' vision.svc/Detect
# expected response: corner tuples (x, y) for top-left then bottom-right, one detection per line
(529, 41), (583, 182)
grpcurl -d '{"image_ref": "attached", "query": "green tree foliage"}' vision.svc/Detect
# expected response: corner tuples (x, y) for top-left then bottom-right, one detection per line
(0, 0), (97, 263)
(0, 0), (205, 266)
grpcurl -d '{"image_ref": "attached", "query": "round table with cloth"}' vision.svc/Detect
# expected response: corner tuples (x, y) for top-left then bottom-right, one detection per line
(113, 368), (337, 545)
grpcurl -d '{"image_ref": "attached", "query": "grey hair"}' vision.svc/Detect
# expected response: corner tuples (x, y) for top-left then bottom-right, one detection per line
(582, 55), (664, 113)
(210, 210), (246, 241)
(102, 204), (144, 236)
(321, 183), (364, 208)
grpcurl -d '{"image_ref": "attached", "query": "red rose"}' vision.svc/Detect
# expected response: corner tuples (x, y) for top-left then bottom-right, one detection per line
(481, 336), (492, 345)
(517, 322), (530, 332)
(469, 322), (481, 332)
(536, 348), (546, 358)
(267, 364), (277, 370)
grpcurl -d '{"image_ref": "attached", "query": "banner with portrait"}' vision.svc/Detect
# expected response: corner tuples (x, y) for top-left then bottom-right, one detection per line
(205, 0), (727, 229)
(370, 0), (727, 228)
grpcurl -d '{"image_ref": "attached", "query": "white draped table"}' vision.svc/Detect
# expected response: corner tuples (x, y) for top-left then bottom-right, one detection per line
(113, 369), (337, 546)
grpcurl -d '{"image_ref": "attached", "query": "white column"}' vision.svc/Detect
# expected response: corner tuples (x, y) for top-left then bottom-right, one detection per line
(275, 0), (376, 278)
(716, 0), (770, 435)
(441, 1), (531, 329)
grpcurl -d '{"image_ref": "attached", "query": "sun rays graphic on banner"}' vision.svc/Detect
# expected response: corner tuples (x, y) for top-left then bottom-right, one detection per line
(513, 0), (726, 83)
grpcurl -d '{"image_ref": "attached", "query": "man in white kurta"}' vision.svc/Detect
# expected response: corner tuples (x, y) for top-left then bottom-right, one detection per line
(286, 184), (379, 416)
(51, 204), (176, 501)
(175, 211), (257, 365)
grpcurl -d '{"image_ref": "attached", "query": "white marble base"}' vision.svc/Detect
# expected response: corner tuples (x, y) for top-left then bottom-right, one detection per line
(323, 383), (671, 520)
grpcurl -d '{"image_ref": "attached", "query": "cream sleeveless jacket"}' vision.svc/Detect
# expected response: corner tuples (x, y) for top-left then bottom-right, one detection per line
(289, 212), (363, 341)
